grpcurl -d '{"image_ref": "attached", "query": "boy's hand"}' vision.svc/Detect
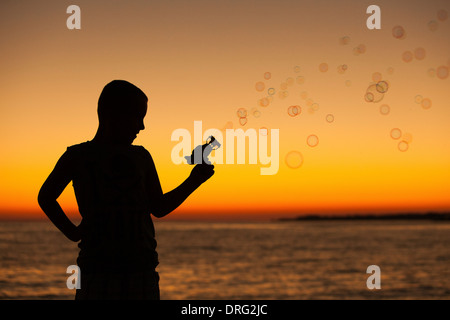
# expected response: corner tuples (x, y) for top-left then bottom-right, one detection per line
(189, 164), (215, 185)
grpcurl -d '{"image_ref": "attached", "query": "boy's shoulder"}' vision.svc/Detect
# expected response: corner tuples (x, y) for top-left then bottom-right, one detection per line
(65, 141), (152, 159)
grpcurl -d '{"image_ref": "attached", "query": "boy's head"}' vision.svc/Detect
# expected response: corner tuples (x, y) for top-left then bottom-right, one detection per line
(97, 80), (148, 144)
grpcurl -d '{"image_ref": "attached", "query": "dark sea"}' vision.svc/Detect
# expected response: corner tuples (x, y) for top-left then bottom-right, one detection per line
(1, 219), (449, 300)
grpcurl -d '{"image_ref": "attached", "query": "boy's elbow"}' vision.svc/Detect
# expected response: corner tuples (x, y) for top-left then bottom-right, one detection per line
(37, 188), (53, 208)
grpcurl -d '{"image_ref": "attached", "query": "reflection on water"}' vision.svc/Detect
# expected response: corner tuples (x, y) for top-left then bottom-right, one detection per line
(1, 220), (450, 299)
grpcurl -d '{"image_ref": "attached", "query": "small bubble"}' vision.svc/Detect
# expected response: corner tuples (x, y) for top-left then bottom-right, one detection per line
(280, 82), (288, 90)
(402, 132), (413, 143)
(296, 76), (305, 85)
(285, 151), (304, 169)
(306, 99), (314, 107)
(392, 25), (406, 39)
(294, 66), (301, 73)
(428, 20), (439, 32)
(237, 108), (248, 118)
(414, 95), (423, 104)
(414, 47), (426, 60)
(239, 117), (248, 126)
(380, 104), (390, 115)
(258, 97), (270, 107)
(268, 88), (276, 95)
(376, 81), (389, 93)
(387, 67), (394, 75)
(390, 128), (402, 140)
(357, 44), (366, 54)
(278, 91), (289, 99)
(264, 72), (272, 80)
(421, 98), (432, 109)
(365, 92), (375, 102)
(339, 36), (351, 45)
(251, 108), (261, 118)
(345, 80), (352, 87)
(325, 114), (335, 123)
(307, 135), (319, 147)
(311, 103), (320, 111)
(398, 141), (409, 152)
(372, 72), (382, 82)
(427, 68), (436, 78)
(287, 105), (301, 117)
(436, 65), (449, 79)
(337, 64), (347, 74)
(319, 63), (329, 72)
(255, 81), (265, 92)
(437, 9), (448, 22)
(402, 51), (414, 63)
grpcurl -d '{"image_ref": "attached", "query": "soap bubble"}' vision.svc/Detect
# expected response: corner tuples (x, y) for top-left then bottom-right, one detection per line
(398, 141), (409, 152)
(421, 98), (432, 109)
(311, 103), (319, 111)
(294, 66), (301, 73)
(339, 36), (351, 45)
(414, 95), (423, 104)
(264, 72), (272, 80)
(365, 84), (384, 102)
(402, 51), (414, 63)
(437, 9), (448, 21)
(307, 134), (319, 147)
(239, 117), (248, 126)
(402, 132), (413, 143)
(372, 72), (382, 82)
(392, 25), (406, 39)
(251, 108), (261, 118)
(278, 91), (289, 99)
(319, 63), (329, 72)
(387, 67), (394, 75)
(376, 81), (389, 93)
(268, 87), (276, 95)
(255, 81), (265, 92)
(345, 80), (352, 87)
(390, 128), (402, 140)
(437, 65), (449, 79)
(337, 64), (348, 74)
(427, 68), (436, 77)
(237, 108), (248, 118)
(428, 20), (439, 31)
(380, 104), (390, 115)
(285, 151), (304, 169)
(414, 47), (426, 60)
(258, 97), (270, 107)
(280, 82), (288, 90)
(326, 114), (335, 123)
(296, 76), (305, 85)
(352, 44), (366, 56)
(306, 99), (314, 107)
(287, 105), (301, 117)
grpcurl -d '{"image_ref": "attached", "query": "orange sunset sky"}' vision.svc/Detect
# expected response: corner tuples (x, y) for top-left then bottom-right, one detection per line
(1, 0), (449, 220)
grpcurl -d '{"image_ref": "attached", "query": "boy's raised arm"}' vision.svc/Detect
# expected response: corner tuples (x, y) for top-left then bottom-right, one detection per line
(38, 151), (80, 242)
(145, 151), (214, 218)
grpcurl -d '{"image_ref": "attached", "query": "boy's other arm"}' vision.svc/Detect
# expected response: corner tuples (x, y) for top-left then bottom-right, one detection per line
(146, 153), (214, 218)
(37, 151), (80, 242)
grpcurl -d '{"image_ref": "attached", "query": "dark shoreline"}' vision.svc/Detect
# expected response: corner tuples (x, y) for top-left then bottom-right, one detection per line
(278, 212), (450, 221)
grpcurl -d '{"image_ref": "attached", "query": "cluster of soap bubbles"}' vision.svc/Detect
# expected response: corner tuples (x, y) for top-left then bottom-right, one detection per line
(364, 80), (390, 103)
(390, 128), (412, 152)
(401, 47), (426, 63)
(414, 95), (432, 109)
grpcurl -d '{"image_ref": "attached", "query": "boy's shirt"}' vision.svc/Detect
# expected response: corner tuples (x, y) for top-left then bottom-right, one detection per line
(66, 141), (159, 272)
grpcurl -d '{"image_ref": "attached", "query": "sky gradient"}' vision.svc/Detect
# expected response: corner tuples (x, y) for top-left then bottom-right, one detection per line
(1, 0), (449, 220)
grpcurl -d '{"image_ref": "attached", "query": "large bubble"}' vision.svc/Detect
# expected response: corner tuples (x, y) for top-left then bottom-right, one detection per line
(365, 83), (384, 103)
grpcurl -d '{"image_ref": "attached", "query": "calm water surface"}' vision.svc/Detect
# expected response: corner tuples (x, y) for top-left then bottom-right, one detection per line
(0, 220), (449, 299)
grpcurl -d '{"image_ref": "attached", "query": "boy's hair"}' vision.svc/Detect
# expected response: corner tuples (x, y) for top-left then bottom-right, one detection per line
(97, 80), (148, 121)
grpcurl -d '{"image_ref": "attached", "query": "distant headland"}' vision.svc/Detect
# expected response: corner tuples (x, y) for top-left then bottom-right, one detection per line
(277, 212), (450, 221)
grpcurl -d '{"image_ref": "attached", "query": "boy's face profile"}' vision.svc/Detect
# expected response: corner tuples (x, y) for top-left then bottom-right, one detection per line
(108, 100), (147, 145)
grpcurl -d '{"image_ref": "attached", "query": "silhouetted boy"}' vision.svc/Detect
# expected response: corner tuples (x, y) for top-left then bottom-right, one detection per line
(38, 80), (214, 299)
